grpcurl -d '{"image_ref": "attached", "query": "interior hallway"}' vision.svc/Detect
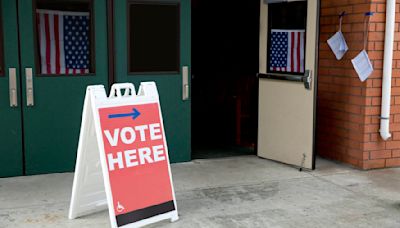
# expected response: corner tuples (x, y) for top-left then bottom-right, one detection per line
(0, 156), (400, 227)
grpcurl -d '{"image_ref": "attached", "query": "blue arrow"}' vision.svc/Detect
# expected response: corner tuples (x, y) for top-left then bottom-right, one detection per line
(108, 108), (141, 120)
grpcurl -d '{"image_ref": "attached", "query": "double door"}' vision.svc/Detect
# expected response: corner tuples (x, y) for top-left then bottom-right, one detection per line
(0, 0), (191, 177)
(0, 0), (108, 177)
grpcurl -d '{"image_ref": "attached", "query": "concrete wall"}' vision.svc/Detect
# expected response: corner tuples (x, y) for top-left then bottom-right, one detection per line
(317, 0), (400, 169)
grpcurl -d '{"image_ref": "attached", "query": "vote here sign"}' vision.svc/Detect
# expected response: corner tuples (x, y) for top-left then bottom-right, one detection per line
(98, 102), (175, 227)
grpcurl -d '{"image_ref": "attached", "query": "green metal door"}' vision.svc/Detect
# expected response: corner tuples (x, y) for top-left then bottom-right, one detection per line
(114, 0), (191, 162)
(18, 0), (109, 175)
(0, 0), (23, 177)
(0, 0), (109, 176)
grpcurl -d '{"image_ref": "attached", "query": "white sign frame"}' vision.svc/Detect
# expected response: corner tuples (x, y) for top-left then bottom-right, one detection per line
(69, 82), (179, 228)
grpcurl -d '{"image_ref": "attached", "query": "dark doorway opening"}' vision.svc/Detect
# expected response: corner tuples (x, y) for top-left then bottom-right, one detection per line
(191, 0), (260, 159)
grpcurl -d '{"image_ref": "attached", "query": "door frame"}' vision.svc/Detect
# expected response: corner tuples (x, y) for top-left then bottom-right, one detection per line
(312, 0), (320, 170)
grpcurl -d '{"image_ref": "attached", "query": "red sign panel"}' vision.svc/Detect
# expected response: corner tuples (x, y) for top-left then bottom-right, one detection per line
(98, 103), (175, 227)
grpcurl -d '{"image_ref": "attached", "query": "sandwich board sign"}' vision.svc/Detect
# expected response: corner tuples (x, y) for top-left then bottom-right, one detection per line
(68, 82), (178, 228)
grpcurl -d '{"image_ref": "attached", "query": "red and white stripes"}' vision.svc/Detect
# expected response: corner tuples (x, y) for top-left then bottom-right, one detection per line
(287, 30), (305, 73)
(37, 10), (89, 75)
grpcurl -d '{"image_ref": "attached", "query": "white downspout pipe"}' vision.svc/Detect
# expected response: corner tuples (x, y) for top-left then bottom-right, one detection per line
(380, 0), (396, 140)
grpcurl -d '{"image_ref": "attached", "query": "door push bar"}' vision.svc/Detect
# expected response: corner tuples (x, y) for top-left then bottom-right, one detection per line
(257, 70), (312, 90)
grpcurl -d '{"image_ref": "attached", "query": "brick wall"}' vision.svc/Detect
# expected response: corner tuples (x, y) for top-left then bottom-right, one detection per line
(317, 0), (400, 169)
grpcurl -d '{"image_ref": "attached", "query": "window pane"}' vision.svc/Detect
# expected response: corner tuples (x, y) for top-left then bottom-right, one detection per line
(35, 0), (94, 75)
(267, 2), (307, 74)
(129, 2), (180, 73)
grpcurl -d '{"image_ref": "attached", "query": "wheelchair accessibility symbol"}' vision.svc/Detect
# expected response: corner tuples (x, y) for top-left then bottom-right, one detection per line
(117, 201), (125, 213)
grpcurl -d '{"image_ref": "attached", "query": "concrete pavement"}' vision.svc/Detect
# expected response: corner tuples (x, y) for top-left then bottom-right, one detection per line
(0, 156), (399, 228)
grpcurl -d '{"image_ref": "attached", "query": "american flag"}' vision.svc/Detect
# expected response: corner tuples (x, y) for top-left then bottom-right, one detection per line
(37, 10), (90, 75)
(269, 29), (305, 73)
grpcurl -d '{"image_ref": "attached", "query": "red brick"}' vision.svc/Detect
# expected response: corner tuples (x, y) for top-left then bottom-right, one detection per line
(392, 150), (400, 157)
(376, 4), (386, 13)
(369, 150), (392, 159)
(386, 158), (400, 167)
(363, 152), (370, 160)
(385, 140), (400, 149)
(363, 142), (386, 151)
(363, 159), (386, 169)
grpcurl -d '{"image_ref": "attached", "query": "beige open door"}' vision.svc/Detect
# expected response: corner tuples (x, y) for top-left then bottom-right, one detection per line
(258, 0), (318, 169)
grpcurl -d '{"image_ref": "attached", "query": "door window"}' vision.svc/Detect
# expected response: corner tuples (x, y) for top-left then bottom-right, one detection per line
(35, 0), (94, 75)
(128, 1), (180, 73)
(267, 2), (307, 74)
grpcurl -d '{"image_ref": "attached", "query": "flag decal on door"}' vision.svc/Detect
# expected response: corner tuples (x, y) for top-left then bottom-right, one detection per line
(269, 29), (305, 73)
(36, 9), (90, 75)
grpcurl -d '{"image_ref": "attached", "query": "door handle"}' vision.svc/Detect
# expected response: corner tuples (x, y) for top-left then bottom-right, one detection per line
(9, 68), (18, 107)
(25, 68), (34, 106)
(303, 70), (312, 90)
(182, 66), (189, 100)
(257, 70), (312, 90)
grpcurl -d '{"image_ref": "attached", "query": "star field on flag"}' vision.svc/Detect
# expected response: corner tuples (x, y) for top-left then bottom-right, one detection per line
(269, 29), (305, 73)
(37, 9), (90, 75)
